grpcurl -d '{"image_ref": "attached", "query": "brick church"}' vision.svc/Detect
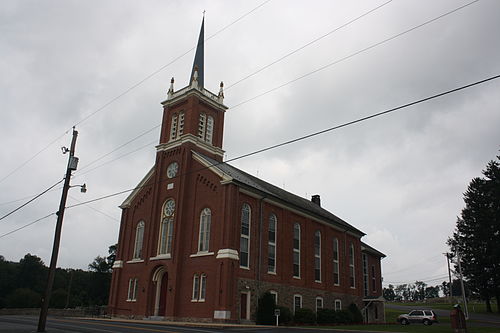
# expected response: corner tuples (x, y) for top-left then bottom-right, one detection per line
(108, 18), (386, 323)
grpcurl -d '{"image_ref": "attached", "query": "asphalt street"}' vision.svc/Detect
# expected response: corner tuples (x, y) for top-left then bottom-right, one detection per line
(0, 315), (386, 333)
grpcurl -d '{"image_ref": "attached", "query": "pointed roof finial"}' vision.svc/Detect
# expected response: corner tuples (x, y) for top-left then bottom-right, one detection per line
(190, 16), (204, 89)
(167, 77), (175, 99)
(218, 81), (224, 102)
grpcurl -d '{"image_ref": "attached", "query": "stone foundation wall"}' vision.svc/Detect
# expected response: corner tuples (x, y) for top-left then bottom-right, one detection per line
(237, 278), (363, 321)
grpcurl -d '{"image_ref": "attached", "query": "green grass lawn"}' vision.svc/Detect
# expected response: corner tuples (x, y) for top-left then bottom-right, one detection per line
(307, 306), (499, 332)
(317, 324), (499, 333)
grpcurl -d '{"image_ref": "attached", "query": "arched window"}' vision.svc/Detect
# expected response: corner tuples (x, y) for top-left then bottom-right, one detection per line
(314, 231), (321, 282)
(158, 199), (175, 255)
(200, 274), (207, 301)
(293, 223), (301, 278)
(133, 221), (145, 259)
(198, 113), (206, 139)
(240, 204), (251, 268)
(170, 113), (178, 141)
(333, 237), (340, 285)
(192, 274), (200, 300)
(316, 297), (324, 312)
(191, 273), (207, 302)
(268, 214), (277, 273)
(206, 116), (214, 144)
(334, 299), (342, 311)
(293, 294), (302, 314)
(349, 243), (355, 288)
(198, 208), (211, 252)
(198, 113), (214, 144)
(363, 253), (369, 297)
(170, 112), (184, 141)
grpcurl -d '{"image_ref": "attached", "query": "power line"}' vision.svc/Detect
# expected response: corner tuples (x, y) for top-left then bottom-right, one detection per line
(383, 275), (450, 285)
(60, 0), (476, 180)
(68, 195), (119, 222)
(3, 72), (499, 238)
(0, 213), (56, 239)
(0, 0), (273, 186)
(65, 73), (500, 210)
(0, 179), (63, 222)
(230, 0), (480, 110)
(225, 0), (393, 90)
(74, 140), (157, 178)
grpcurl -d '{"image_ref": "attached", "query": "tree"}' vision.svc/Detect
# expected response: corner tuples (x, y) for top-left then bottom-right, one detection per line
(256, 292), (276, 325)
(424, 286), (439, 299)
(383, 284), (396, 301)
(18, 254), (47, 294)
(448, 155), (500, 313)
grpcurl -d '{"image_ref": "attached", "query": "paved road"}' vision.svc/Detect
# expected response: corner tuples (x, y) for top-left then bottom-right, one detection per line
(0, 316), (389, 333)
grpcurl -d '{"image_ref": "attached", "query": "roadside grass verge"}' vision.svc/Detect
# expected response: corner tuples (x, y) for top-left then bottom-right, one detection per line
(388, 301), (499, 314)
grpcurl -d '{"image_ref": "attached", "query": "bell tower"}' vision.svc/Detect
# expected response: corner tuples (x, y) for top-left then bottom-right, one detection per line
(157, 17), (227, 162)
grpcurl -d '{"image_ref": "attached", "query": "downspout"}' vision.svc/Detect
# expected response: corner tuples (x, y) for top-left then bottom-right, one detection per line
(257, 196), (266, 286)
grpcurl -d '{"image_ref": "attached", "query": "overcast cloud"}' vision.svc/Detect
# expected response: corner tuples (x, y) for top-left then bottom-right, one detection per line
(1, 0), (499, 289)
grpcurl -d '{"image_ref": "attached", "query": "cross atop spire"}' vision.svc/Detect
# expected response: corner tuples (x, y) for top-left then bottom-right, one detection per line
(190, 16), (204, 89)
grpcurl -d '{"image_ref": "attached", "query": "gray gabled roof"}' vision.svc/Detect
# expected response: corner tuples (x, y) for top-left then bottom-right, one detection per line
(194, 151), (365, 236)
(361, 241), (386, 258)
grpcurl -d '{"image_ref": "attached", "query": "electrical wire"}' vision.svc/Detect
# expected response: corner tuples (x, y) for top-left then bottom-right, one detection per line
(0, 0), (273, 186)
(2, 72), (499, 238)
(0, 179), (63, 222)
(60, 0), (478, 180)
(0, 213), (56, 239)
(68, 195), (119, 222)
(230, 0), (480, 110)
(225, 0), (393, 90)
(64, 73), (500, 210)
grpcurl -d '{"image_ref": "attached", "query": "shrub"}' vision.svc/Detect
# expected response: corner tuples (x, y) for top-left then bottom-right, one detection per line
(294, 308), (316, 324)
(5, 288), (41, 308)
(278, 306), (293, 325)
(348, 303), (363, 323)
(317, 308), (336, 324)
(256, 292), (276, 325)
(334, 309), (353, 323)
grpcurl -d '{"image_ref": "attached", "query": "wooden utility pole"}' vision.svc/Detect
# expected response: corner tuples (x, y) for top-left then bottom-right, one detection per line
(37, 127), (79, 332)
(444, 253), (453, 299)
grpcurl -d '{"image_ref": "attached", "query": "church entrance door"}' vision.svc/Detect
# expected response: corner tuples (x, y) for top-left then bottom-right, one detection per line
(158, 273), (168, 316)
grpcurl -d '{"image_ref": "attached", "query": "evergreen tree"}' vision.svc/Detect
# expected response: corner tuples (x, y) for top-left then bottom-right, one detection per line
(448, 155), (500, 313)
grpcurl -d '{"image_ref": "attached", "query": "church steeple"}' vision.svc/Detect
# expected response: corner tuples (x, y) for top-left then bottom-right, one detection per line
(158, 15), (227, 162)
(190, 16), (204, 88)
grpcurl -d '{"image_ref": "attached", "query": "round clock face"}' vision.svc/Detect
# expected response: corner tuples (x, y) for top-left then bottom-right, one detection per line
(167, 162), (179, 178)
(164, 199), (175, 216)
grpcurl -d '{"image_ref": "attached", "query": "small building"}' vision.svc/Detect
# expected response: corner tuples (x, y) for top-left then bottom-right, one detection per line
(108, 18), (385, 323)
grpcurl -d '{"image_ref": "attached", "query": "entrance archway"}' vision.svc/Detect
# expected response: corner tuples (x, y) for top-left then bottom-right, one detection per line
(152, 267), (168, 317)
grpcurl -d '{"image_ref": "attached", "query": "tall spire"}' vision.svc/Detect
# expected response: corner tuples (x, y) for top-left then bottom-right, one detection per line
(190, 16), (204, 89)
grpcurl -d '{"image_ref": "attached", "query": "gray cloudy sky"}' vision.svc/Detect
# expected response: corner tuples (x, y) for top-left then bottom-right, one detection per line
(1, 0), (499, 289)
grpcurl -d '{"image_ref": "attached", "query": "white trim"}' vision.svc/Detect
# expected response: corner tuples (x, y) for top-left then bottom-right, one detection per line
(157, 134), (225, 158)
(112, 260), (123, 269)
(150, 254), (171, 261)
(293, 294), (302, 313)
(192, 151), (232, 182)
(269, 290), (278, 304)
(126, 259), (144, 264)
(190, 251), (215, 258)
(120, 167), (155, 208)
(335, 299), (342, 311)
(214, 310), (231, 319)
(316, 297), (324, 312)
(161, 85), (228, 111)
(216, 248), (239, 260)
